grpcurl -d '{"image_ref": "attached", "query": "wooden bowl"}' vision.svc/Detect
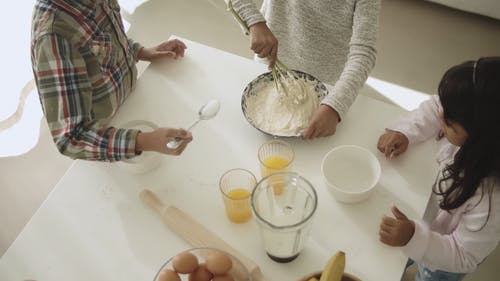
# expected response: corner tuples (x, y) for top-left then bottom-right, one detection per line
(297, 270), (361, 281)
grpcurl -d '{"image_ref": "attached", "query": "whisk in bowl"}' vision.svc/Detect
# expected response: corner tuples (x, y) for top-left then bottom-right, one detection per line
(227, 0), (308, 104)
(272, 60), (308, 104)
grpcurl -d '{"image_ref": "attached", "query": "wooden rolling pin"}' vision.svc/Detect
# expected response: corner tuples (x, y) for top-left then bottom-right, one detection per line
(140, 189), (267, 281)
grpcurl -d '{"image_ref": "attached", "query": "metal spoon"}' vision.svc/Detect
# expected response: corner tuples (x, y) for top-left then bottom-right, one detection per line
(166, 99), (221, 149)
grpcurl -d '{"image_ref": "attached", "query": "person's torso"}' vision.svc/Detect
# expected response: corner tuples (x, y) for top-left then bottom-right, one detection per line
(31, 0), (137, 122)
(261, 0), (356, 83)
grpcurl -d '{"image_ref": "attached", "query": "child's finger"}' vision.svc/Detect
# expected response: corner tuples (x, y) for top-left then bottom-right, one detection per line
(177, 46), (185, 57)
(382, 139), (397, 158)
(391, 205), (408, 220)
(394, 140), (408, 156)
(174, 39), (187, 49)
(377, 135), (388, 153)
(379, 223), (393, 233)
(385, 144), (395, 158)
(390, 149), (402, 159)
(379, 231), (393, 246)
(390, 145), (402, 159)
(389, 151), (396, 159)
(381, 215), (397, 226)
(379, 229), (390, 240)
(158, 51), (176, 57)
(174, 141), (189, 155)
(177, 128), (188, 136)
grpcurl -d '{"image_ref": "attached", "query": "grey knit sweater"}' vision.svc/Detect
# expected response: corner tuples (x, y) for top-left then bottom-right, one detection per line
(231, 0), (380, 119)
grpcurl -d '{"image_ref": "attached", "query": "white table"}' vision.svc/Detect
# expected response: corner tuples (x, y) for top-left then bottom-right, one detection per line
(0, 36), (438, 281)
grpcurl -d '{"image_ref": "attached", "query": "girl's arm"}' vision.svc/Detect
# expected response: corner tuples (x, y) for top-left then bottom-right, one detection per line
(388, 95), (443, 144)
(402, 180), (500, 273)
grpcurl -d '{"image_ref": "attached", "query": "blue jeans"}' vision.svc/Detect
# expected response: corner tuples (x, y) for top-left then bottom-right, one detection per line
(406, 259), (466, 281)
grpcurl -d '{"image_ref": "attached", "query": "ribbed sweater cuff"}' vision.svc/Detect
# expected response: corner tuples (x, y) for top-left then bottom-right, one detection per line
(320, 90), (348, 121)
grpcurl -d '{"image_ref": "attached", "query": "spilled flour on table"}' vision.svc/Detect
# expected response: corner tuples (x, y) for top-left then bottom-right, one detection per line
(245, 79), (319, 136)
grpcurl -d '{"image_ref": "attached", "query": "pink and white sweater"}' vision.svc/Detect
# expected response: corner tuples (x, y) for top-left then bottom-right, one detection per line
(388, 95), (500, 273)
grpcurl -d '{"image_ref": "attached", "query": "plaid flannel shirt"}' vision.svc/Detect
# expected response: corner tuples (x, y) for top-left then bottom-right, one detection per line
(31, 0), (143, 161)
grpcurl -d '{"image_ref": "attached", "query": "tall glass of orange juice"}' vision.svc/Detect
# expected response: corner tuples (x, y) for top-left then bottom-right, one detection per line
(258, 140), (294, 195)
(219, 168), (256, 223)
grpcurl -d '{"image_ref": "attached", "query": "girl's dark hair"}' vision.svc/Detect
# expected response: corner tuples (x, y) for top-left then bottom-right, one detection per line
(436, 57), (500, 213)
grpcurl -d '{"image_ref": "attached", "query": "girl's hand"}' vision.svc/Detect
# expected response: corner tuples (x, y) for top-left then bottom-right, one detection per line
(302, 105), (340, 139)
(379, 206), (415, 247)
(248, 22), (278, 68)
(377, 130), (409, 159)
(138, 39), (187, 61)
(136, 128), (193, 156)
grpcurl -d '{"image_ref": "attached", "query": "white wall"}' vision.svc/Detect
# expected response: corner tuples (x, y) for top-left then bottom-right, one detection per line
(426, 0), (500, 20)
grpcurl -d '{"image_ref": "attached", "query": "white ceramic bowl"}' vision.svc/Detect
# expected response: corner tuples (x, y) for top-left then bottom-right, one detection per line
(116, 120), (162, 174)
(321, 145), (381, 203)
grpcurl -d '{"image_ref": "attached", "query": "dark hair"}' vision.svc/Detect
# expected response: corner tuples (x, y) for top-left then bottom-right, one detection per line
(436, 57), (500, 215)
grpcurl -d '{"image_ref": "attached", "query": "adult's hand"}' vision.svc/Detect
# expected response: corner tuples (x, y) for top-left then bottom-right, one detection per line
(136, 128), (193, 156)
(138, 39), (187, 61)
(377, 130), (409, 159)
(302, 105), (340, 139)
(248, 22), (278, 68)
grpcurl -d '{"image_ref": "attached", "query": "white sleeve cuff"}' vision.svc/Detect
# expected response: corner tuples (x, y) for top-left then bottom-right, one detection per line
(402, 220), (431, 262)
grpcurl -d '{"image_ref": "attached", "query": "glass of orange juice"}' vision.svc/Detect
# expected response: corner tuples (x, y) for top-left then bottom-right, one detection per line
(219, 168), (256, 223)
(258, 139), (294, 195)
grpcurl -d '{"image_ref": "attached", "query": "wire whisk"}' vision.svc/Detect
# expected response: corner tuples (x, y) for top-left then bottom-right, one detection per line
(227, 0), (307, 104)
(272, 60), (308, 104)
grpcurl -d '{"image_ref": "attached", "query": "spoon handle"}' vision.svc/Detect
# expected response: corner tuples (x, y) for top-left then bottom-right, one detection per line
(186, 119), (201, 131)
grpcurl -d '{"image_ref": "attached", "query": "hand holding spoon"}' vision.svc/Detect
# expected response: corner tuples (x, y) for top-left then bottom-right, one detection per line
(166, 99), (221, 149)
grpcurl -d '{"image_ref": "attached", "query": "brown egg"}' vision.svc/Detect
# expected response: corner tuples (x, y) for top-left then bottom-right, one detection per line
(157, 269), (181, 281)
(205, 252), (233, 275)
(212, 274), (235, 281)
(172, 252), (199, 274)
(188, 263), (213, 281)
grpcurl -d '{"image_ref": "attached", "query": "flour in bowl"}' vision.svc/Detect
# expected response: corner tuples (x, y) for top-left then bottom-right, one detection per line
(245, 79), (319, 136)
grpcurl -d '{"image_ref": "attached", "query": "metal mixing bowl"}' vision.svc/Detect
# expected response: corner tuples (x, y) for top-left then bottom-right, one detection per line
(241, 70), (328, 138)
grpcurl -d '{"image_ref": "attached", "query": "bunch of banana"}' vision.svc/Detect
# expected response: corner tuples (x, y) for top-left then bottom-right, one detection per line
(308, 251), (345, 281)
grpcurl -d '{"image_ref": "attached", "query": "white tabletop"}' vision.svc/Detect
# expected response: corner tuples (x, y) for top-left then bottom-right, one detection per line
(0, 36), (438, 281)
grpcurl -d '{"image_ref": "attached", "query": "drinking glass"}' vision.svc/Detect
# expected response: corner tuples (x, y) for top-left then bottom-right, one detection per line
(258, 140), (294, 195)
(219, 168), (256, 223)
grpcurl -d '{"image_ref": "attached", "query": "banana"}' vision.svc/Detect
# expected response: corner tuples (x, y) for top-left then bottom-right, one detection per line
(308, 278), (319, 281)
(319, 251), (345, 281)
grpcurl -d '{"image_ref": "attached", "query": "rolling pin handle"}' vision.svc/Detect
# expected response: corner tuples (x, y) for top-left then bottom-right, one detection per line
(139, 189), (166, 215)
